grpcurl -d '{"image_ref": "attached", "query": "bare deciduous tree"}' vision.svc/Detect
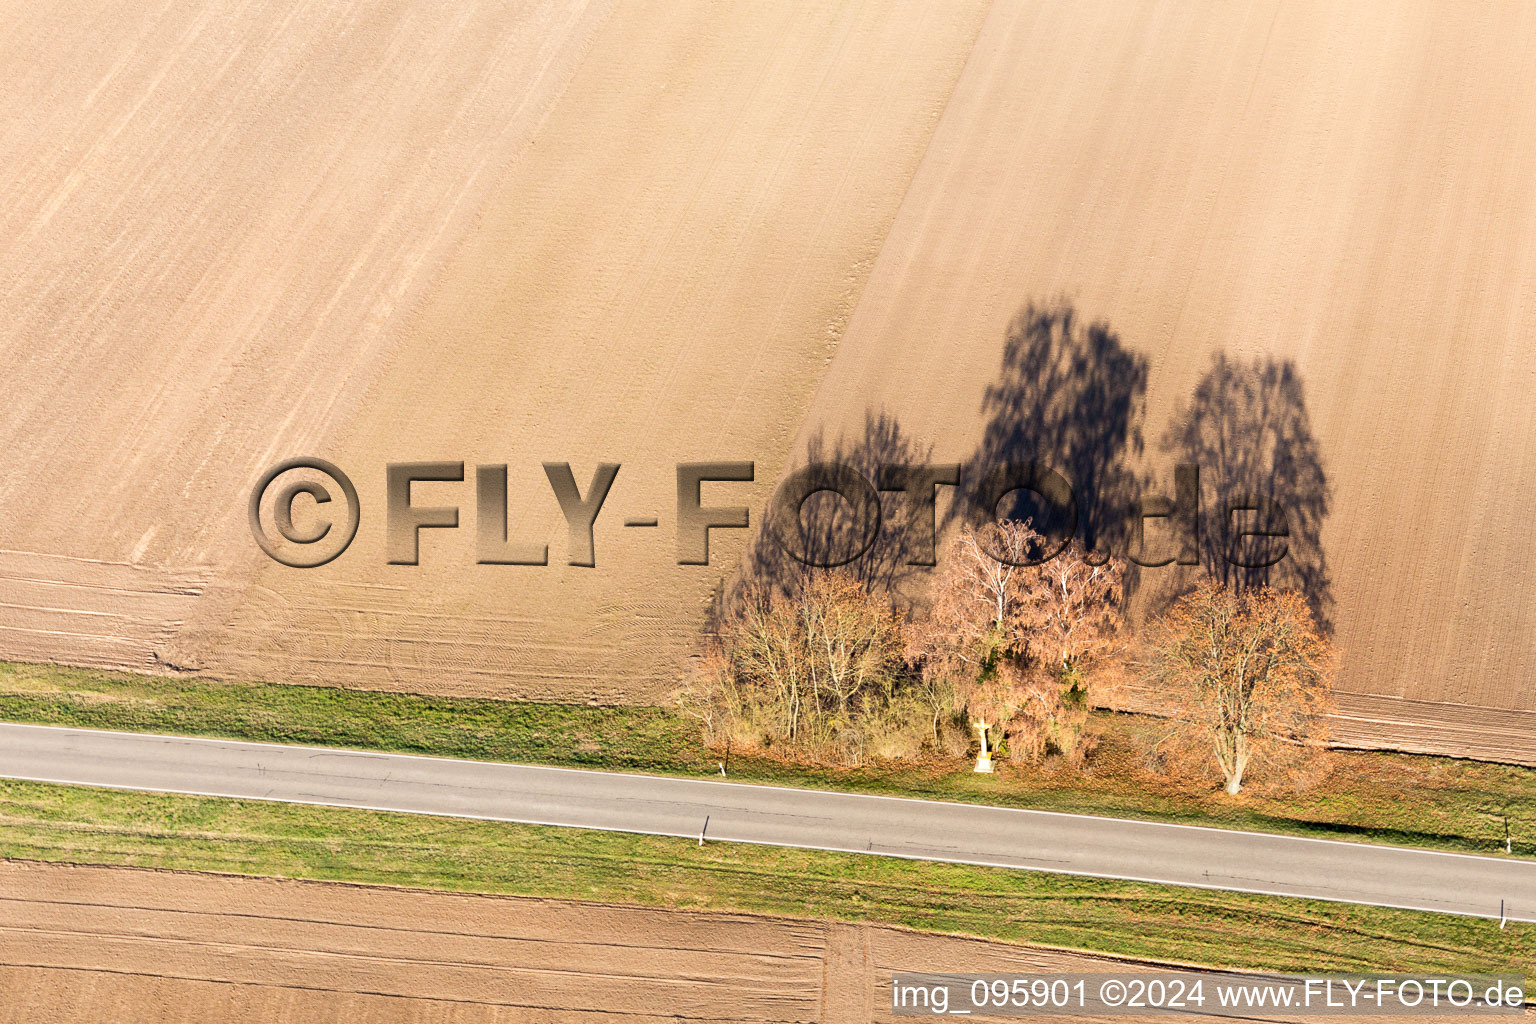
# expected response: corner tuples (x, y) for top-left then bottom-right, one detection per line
(909, 521), (1126, 763)
(907, 521), (1037, 682)
(1149, 580), (1335, 794)
(1011, 545), (1126, 759)
(682, 571), (921, 763)
(1015, 546), (1126, 682)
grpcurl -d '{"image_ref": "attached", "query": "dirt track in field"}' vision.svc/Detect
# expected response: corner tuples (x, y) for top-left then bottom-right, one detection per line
(2, 0), (1535, 751)
(6, 861), (1511, 1024)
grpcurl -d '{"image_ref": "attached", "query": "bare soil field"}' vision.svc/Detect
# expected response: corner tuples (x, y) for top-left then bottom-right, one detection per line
(0, 860), (1138, 1023)
(0, 0), (613, 668)
(193, 0), (989, 700)
(0, 0), (989, 701)
(3, 0), (1534, 755)
(4, 861), (1506, 1024)
(780, 0), (1536, 752)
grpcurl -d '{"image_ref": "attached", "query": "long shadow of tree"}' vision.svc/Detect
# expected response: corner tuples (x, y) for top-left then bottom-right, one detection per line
(1162, 352), (1333, 629)
(957, 298), (1149, 565)
(723, 301), (1330, 639)
(733, 410), (937, 605)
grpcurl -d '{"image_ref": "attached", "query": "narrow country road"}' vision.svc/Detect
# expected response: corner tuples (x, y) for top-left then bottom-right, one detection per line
(1, 722), (1531, 922)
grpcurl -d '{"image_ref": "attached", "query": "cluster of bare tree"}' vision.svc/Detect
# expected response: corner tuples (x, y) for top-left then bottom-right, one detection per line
(908, 522), (1126, 763)
(682, 571), (950, 763)
(687, 299), (1336, 791)
(684, 518), (1335, 793)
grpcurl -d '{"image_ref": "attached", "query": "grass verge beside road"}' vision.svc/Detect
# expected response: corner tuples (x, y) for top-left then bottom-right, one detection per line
(2, 660), (1534, 858)
(0, 777), (1528, 979)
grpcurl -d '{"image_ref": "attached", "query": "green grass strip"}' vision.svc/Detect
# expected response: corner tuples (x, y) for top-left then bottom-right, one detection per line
(0, 778), (1529, 981)
(3, 660), (1535, 859)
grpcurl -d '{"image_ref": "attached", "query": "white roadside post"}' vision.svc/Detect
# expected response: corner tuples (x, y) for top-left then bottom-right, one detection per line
(973, 719), (994, 774)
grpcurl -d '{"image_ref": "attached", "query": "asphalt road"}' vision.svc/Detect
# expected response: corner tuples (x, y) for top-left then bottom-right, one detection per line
(1, 722), (1532, 922)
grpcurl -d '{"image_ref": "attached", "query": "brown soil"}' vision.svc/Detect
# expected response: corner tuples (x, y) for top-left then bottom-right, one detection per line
(782, 0), (1536, 750)
(3, 861), (1502, 1024)
(0, 0), (989, 704)
(0, 860), (1155, 1023)
(3, 0), (1534, 756)
(0, 0), (615, 671)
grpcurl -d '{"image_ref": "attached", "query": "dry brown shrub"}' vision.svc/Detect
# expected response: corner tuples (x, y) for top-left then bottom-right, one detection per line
(679, 570), (938, 765)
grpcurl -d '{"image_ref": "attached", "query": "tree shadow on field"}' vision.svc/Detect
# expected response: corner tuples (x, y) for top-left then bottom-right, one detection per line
(1161, 352), (1333, 630)
(731, 410), (936, 608)
(955, 298), (1149, 576)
